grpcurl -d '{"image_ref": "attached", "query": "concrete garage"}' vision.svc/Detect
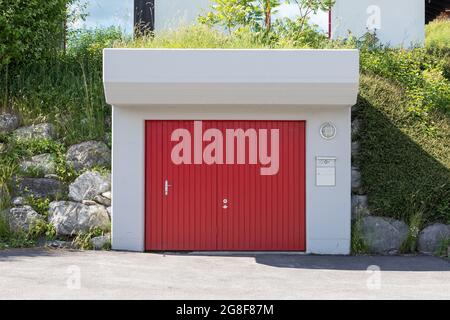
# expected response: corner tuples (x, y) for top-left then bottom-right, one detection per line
(103, 49), (359, 254)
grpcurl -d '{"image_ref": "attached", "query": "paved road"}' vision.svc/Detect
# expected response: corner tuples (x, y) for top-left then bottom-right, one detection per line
(0, 248), (449, 299)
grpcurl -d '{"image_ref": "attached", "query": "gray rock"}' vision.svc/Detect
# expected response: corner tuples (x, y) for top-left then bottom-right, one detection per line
(351, 167), (363, 194)
(12, 197), (25, 206)
(82, 200), (98, 206)
(45, 240), (75, 249)
(7, 206), (45, 232)
(13, 123), (55, 141)
(352, 195), (369, 219)
(44, 174), (60, 180)
(66, 141), (111, 171)
(106, 206), (112, 218)
(14, 177), (66, 199)
(0, 113), (20, 134)
(418, 223), (450, 254)
(90, 235), (110, 250)
(94, 194), (111, 207)
(101, 191), (111, 200)
(19, 153), (56, 176)
(69, 171), (111, 202)
(351, 119), (361, 136)
(360, 216), (408, 254)
(351, 141), (360, 155)
(48, 201), (110, 236)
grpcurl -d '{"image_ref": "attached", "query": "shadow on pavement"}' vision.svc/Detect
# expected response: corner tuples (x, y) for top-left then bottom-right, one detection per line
(163, 252), (450, 272)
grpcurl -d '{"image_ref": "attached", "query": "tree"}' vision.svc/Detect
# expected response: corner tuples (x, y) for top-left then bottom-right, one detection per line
(198, 0), (282, 34)
(0, 0), (76, 67)
(198, 0), (259, 34)
(287, 0), (335, 34)
(198, 0), (335, 35)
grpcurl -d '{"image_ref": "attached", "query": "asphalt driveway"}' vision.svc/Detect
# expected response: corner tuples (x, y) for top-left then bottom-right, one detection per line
(0, 248), (449, 299)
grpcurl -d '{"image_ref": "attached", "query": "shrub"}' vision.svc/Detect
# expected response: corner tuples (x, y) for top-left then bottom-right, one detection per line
(426, 19), (450, 49)
(360, 48), (450, 117)
(0, 0), (71, 67)
(357, 74), (450, 224)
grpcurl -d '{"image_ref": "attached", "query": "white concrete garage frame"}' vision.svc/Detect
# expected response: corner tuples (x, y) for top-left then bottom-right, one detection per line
(103, 49), (359, 254)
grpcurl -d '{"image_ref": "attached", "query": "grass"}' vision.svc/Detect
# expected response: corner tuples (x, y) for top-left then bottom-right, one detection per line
(426, 19), (450, 49)
(435, 237), (450, 258)
(1, 56), (109, 146)
(351, 217), (369, 255)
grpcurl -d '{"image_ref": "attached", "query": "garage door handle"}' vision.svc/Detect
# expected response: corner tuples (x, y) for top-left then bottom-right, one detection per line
(164, 179), (172, 196)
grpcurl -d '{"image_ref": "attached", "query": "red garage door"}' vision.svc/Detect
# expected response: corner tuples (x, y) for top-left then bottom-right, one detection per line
(145, 120), (306, 251)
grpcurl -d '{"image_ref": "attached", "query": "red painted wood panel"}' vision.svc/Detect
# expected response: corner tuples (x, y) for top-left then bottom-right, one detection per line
(145, 120), (305, 251)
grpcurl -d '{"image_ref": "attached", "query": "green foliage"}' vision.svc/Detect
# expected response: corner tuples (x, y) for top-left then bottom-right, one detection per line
(1, 138), (75, 181)
(361, 48), (450, 119)
(0, 0), (71, 67)
(426, 19), (450, 49)
(271, 17), (329, 48)
(0, 212), (44, 249)
(198, 0), (264, 34)
(72, 226), (107, 250)
(357, 74), (450, 224)
(435, 237), (450, 258)
(198, 0), (334, 37)
(26, 197), (50, 217)
(1, 55), (109, 145)
(0, 159), (16, 210)
(351, 217), (369, 255)
(28, 218), (56, 241)
(67, 26), (126, 58)
(400, 210), (423, 253)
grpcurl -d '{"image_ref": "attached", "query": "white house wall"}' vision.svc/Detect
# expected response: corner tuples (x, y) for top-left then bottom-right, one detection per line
(331, 0), (425, 47)
(154, 0), (210, 31)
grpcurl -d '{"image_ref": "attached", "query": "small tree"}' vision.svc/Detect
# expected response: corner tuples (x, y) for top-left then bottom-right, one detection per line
(198, 0), (259, 34)
(288, 0), (335, 34)
(199, 0), (335, 35)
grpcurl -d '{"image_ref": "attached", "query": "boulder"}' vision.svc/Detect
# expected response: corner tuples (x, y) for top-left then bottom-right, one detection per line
(68, 171), (111, 202)
(360, 216), (408, 254)
(7, 206), (45, 232)
(14, 177), (66, 199)
(101, 191), (111, 200)
(82, 200), (98, 206)
(45, 240), (75, 249)
(351, 119), (361, 136)
(90, 235), (110, 250)
(66, 141), (111, 171)
(48, 201), (110, 236)
(351, 167), (363, 194)
(0, 113), (20, 134)
(12, 197), (25, 206)
(94, 194), (111, 207)
(106, 206), (112, 218)
(418, 223), (450, 254)
(352, 195), (369, 219)
(13, 123), (55, 141)
(351, 141), (360, 155)
(19, 153), (56, 176)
